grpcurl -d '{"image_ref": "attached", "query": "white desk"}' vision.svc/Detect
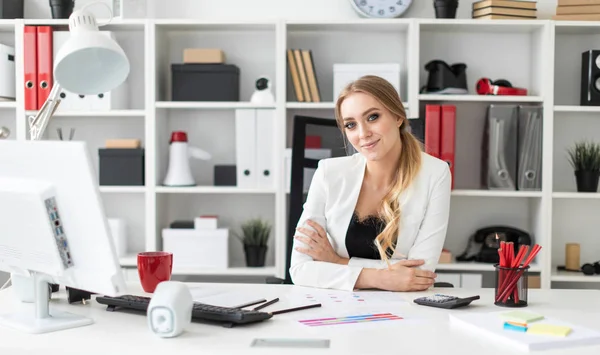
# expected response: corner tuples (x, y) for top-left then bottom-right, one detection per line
(1, 283), (600, 355)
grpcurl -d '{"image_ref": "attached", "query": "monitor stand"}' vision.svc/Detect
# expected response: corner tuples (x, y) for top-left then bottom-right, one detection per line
(0, 272), (93, 334)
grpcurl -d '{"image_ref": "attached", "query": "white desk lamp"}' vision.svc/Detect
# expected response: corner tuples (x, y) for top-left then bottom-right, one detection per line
(2, 3), (130, 299)
(28, 4), (130, 140)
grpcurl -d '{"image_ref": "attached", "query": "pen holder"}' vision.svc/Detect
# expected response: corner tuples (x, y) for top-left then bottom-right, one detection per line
(494, 264), (529, 308)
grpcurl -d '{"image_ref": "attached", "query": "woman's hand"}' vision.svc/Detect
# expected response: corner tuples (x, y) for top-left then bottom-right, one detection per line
(294, 220), (346, 265)
(371, 259), (437, 292)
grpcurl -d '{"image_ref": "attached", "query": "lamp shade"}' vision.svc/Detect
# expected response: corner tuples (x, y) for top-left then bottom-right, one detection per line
(53, 10), (130, 95)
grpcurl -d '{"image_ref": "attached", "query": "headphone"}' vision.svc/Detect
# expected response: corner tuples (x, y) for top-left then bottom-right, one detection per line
(557, 261), (600, 275)
(476, 78), (528, 96)
(582, 261), (600, 275)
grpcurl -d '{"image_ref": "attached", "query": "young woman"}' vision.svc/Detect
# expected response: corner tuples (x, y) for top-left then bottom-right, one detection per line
(289, 75), (451, 292)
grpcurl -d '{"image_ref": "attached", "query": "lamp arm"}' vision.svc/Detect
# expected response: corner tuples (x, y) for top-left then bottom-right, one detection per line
(28, 83), (62, 141)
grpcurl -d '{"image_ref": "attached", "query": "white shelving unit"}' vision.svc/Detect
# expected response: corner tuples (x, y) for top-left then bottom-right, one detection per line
(3, 17), (600, 288)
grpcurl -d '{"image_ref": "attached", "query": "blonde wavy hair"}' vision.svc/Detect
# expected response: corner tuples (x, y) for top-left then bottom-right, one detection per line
(334, 75), (423, 263)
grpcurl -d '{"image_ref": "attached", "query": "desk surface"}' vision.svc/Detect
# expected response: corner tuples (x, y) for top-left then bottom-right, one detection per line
(1, 283), (600, 355)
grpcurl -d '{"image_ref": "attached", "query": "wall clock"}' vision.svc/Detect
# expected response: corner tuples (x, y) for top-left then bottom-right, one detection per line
(349, 0), (414, 18)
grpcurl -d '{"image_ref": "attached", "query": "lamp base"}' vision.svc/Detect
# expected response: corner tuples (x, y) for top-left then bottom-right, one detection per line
(0, 310), (93, 334)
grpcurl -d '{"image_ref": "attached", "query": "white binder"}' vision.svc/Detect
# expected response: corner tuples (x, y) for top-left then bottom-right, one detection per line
(235, 109), (257, 188)
(235, 109), (275, 189)
(255, 109), (275, 189)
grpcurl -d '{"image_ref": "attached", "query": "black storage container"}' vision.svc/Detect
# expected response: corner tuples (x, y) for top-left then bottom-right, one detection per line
(214, 165), (237, 186)
(171, 63), (240, 101)
(0, 0), (24, 19)
(99, 148), (145, 186)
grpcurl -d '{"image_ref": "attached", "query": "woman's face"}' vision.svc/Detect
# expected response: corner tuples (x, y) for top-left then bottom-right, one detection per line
(339, 92), (402, 161)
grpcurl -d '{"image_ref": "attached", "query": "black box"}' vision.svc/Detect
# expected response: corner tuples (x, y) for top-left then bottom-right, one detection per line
(171, 63), (240, 101)
(0, 0), (24, 19)
(214, 165), (236, 186)
(99, 148), (145, 186)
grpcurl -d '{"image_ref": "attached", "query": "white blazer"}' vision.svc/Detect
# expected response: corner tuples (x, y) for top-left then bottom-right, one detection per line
(289, 151), (452, 291)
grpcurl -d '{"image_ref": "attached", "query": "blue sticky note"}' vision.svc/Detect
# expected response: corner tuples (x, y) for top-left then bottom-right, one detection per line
(504, 322), (528, 332)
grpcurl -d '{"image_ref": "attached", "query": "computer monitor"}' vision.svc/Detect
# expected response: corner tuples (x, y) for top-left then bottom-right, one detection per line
(0, 140), (127, 334)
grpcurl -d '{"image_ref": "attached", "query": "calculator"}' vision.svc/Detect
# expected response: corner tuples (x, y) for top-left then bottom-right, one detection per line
(413, 294), (480, 309)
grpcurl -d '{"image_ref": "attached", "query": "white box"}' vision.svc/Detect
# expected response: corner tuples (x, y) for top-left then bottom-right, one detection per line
(333, 63), (401, 100)
(53, 31), (129, 111)
(284, 148), (332, 193)
(56, 79), (129, 112)
(162, 228), (229, 269)
(194, 216), (218, 230)
(0, 43), (15, 100)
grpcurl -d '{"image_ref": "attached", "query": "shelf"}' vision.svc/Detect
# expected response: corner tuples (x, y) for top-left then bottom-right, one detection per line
(23, 18), (146, 31)
(418, 94), (543, 102)
(286, 102), (336, 109)
(25, 110), (146, 117)
(0, 101), (16, 109)
(286, 102), (408, 110)
(437, 262), (541, 272)
(419, 18), (546, 33)
(286, 19), (410, 32)
(155, 102), (276, 109)
(119, 259), (277, 276)
(154, 19), (276, 31)
(554, 105), (600, 113)
(99, 186), (146, 193)
(171, 266), (277, 276)
(155, 186), (277, 194)
(551, 270), (600, 283)
(553, 192), (600, 199)
(451, 189), (542, 198)
(0, 19), (15, 31)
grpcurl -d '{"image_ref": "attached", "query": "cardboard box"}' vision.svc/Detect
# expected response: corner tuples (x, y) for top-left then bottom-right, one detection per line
(183, 48), (225, 64)
(105, 139), (141, 149)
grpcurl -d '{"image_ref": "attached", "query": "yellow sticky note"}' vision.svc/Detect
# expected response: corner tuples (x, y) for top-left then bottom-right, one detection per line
(528, 324), (572, 337)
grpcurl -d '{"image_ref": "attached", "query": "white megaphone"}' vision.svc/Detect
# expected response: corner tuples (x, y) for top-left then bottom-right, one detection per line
(163, 131), (211, 186)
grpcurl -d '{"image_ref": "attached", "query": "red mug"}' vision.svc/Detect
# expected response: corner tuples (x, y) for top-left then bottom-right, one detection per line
(137, 251), (173, 293)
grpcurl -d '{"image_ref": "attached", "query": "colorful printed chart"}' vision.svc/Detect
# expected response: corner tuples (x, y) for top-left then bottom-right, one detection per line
(299, 313), (403, 327)
(292, 290), (406, 306)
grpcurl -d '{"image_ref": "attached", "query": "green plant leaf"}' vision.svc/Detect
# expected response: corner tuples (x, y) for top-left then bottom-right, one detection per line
(236, 217), (272, 247)
(567, 140), (600, 172)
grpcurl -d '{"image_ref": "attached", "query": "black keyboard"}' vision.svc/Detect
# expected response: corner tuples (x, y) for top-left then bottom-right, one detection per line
(96, 294), (273, 327)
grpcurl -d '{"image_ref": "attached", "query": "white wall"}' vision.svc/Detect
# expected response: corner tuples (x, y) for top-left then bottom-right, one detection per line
(24, 0), (559, 20)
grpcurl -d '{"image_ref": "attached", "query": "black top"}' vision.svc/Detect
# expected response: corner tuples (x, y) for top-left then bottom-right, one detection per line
(345, 211), (392, 259)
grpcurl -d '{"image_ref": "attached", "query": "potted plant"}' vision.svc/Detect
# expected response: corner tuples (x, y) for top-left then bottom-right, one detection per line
(567, 140), (600, 192)
(235, 218), (272, 267)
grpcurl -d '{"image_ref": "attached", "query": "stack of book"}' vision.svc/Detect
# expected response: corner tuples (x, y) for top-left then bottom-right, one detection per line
(553, 0), (600, 21)
(287, 49), (321, 103)
(472, 0), (537, 20)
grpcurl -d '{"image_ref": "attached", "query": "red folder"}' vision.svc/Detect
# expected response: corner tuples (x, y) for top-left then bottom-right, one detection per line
(36, 26), (53, 110)
(425, 105), (441, 158)
(441, 105), (456, 189)
(24, 26), (37, 111)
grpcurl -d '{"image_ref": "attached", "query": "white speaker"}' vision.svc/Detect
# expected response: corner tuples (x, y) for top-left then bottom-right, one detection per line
(147, 281), (193, 338)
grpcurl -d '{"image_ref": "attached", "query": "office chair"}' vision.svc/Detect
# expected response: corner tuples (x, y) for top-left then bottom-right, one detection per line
(267, 115), (452, 288)
(267, 115), (341, 284)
